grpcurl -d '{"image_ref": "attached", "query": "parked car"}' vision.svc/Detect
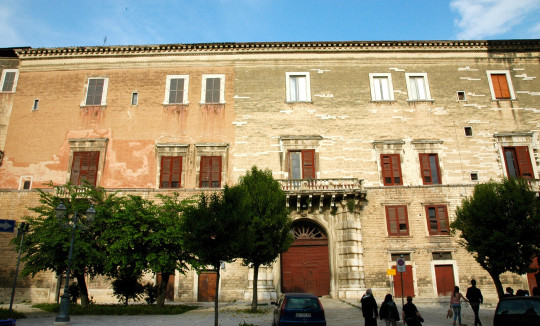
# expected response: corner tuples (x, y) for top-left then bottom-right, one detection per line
(493, 296), (540, 326)
(272, 293), (326, 326)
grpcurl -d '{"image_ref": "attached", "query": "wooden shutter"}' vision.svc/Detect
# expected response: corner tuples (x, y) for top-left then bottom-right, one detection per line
(2, 72), (16, 92)
(86, 79), (104, 105)
(426, 205), (449, 235)
(491, 74), (511, 99)
(515, 146), (534, 179)
(160, 156), (182, 188)
(419, 154), (432, 184)
(200, 156), (221, 188)
(301, 150), (316, 179)
(205, 78), (220, 103)
(381, 154), (402, 186)
(386, 205), (409, 236)
(70, 151), (99, 186)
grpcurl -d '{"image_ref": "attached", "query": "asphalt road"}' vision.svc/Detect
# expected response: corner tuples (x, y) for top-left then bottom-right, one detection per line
(5, 298), (495, 326)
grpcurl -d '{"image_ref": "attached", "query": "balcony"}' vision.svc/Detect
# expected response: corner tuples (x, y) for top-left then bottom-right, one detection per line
(276, 178), (366, 212)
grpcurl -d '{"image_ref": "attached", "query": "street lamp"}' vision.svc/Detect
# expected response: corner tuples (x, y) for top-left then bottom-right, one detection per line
(54, 202), (96, 325)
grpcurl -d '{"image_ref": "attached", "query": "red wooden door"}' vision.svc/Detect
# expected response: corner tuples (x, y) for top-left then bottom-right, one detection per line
(435, 265), (455, 296)
(281, 239), (330, 296)
(198, 271), (217, 302)
(527, 257), (539, 293)
(392, 265), (415, 297)
(156, 273), (175, 301)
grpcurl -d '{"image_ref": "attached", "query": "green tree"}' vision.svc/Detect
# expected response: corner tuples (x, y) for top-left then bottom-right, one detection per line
(451, 178), (540, 299)
(111, 269), (145, 305)
(238, 166), (293, 312)
(182, 186), (250, 326)
(14, 182), (118, 306)
(149, 193), (196, 307)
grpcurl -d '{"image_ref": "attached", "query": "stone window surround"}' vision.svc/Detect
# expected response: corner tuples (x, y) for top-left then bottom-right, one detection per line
(80, 77), (109, 107)
(369, 73), (395, 102)
(200, 74), (226, 104)
(194, 143), (229, 188)
(0, 69), (19, 93)
(373, 140), (405, 186)
(279, 135), (322, 179)
(405, 72), (433, 102)
(155, 143), (189, 189)
(493, 131), (536, 178)
(163, 75), (190, 105)
(486, 70), (516, 100)
(285, 72), (312, 103)
(412, 139), (444, 185)
(68, 138), (108, 186)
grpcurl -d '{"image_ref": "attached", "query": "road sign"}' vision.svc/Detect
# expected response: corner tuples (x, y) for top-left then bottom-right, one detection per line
(0, 219), (16, 233)
(396, 258), (406, 273)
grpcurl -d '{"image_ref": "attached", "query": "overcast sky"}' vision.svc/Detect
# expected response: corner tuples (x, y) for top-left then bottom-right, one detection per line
(1, 0), (539, 48)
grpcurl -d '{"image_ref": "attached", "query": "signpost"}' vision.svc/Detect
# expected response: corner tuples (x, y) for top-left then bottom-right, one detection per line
(396, 256), (406, 308)
(0, 219), (16, 233)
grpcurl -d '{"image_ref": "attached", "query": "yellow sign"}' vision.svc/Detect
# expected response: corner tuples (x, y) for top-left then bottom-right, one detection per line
(387, 269), (396, 276)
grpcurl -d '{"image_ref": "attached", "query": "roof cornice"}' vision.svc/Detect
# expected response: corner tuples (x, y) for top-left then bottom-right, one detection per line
(15, 39), (540, 59)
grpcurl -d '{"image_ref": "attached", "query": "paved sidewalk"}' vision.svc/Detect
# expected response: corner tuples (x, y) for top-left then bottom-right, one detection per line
(4, 299), (495, 326)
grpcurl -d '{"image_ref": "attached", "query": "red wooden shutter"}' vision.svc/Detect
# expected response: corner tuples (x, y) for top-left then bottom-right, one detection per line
(70, 151), (99, 186)
(301, 150), (316, 179)
(381, 154), (402, 186)
(491, 74), (511, 99)
(515, 146), (534, 179)
(200, 156), (221, 188)
(419, 154), (432, 184)
(386, 205), (409, 236)
(160, 156), (182, 188)
(437, 206), (449, 234)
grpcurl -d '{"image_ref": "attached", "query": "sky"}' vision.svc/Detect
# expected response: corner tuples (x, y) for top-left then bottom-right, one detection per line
(1, 0), (539, 48)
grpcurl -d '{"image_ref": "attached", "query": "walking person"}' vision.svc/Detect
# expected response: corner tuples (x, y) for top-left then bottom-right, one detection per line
(450, 286), (469, 326)
(402, 296), (423, 326)
(466, 279), (483, 326)
(361, 288), (378, 326)
(379, 294), (400, 326)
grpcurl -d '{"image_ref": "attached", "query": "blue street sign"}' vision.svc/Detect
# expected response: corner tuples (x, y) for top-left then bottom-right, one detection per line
(0, 219), (16, 233)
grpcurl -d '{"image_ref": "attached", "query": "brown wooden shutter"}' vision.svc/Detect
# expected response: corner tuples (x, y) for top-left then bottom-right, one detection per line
(437, 206), (449, 234)
(200, 156), (221, 188)
(160, 156), (182, 188)
(491, 74), (511, 99)
(70, 151), (99, 186)
(381, 154), (402, 186)
(515, 146), (534, 179)
(210, 156), (221, 187)
(386, 205), (409, 236)
(419, 153), (432, 184)
(301, 150), (315, 179)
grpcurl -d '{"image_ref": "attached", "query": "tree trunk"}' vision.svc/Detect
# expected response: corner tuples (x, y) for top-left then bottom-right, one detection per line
(214, 267), (220, 326)
(251, 264), (260, 312)
(156, 272), (170, 307)
(75, 272), (90, 307)
(125, 296), (128, 306)
(487, 270), (504, 299)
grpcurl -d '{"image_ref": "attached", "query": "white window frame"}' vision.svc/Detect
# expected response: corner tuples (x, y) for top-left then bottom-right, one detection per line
(405, 73), (432, 101)
(200, 74), (225, 104)
(81, 77), (109, 106)
(486, 70), (516, 100)
(1, 69), (19, 93)
(369, 73), (394, 101)
(286, 72), (312, 102)
(163, 75), (189, 105)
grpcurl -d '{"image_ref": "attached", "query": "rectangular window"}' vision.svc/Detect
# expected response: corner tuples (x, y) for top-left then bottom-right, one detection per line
(369, 73), (394, 101)
(487, 70), (515, 100)
(289, 149), (315, 179)
(200, 156), (222, 188)
(160, 156), (182, 188)
(164, 75), (189, 104)
(32, 99), (39, 111)
(426, 205), (450, 235)
(381, 154), (403, 186)
(286, 72), (311, 102)
(419, 153), (441, 185)
(385, 205), (409, 236)
(503, 146), (534, 179)
(406, 73), (431, 101)
(1, 69), (19, 92)
(70, 151), (100, 186)
(457, 91), (466, 101)
(464, 126), (473, 137)
(84, 78), (108, 106)
(201, 74), (225, 104)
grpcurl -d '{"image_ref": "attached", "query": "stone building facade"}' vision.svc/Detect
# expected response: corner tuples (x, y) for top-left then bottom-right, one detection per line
(0, 40), (539, 304)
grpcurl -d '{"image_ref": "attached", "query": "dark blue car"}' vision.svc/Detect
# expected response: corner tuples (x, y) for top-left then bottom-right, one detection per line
(272, 293), (326, 326)
(493, 296), (540, 326)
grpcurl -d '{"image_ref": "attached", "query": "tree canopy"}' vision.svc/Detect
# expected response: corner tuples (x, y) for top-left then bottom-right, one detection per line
(451, 178), (540, 298)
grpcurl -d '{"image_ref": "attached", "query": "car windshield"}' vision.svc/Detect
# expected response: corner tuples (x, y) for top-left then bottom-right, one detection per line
(285, 297), (320, 309)
(496, 300), (540, 316)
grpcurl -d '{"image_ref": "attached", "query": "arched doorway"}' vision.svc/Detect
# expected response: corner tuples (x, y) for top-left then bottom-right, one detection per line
(281, 220), (330, 296)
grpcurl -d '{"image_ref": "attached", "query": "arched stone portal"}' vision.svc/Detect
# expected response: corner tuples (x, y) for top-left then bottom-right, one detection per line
(281, 220), (330, 296)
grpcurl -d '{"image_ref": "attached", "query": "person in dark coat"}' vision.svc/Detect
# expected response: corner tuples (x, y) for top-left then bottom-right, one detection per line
(402, 296), (423, 326)
(379, 294), (400, 326)
(466, 279), (483, 326)
(361, 288), (378, 326)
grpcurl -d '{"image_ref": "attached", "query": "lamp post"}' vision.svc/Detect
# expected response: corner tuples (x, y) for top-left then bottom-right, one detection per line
(54, 202), (96, 325)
